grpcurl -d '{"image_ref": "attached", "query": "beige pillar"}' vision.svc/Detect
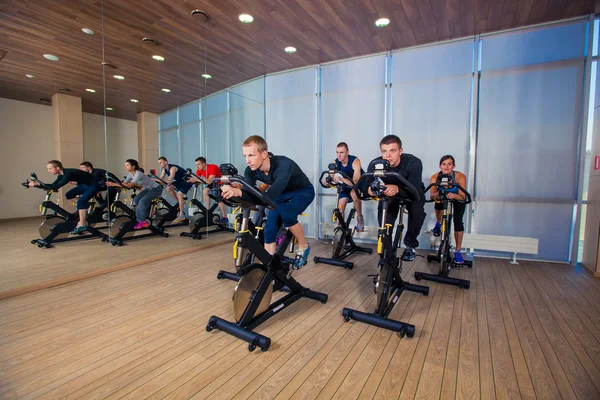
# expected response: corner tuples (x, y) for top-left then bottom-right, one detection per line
(137, 112), (159, 172)
(52, 93), (84, 212)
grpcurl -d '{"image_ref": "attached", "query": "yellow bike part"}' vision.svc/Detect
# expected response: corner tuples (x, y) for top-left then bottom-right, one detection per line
(233, 240), (239, 259)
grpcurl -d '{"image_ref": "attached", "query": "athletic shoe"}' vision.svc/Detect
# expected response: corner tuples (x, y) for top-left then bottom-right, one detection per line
(218, 217), (229, 225)
(454, 251), (464, 264)
(173, 214), (187, 224)
(133, 221), (146, 230)
(70, 225), (88, 235)
(356, 215), (365, 232)
(432, 222), (442, 237)
(401, 247), (416, 262)
(294, 244), (311, 269)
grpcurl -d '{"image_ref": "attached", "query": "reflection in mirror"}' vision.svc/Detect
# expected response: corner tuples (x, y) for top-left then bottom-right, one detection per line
(0, 1), (117, 298)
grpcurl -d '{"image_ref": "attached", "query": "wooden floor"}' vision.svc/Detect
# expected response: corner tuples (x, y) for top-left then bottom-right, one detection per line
(1, 240), (600, 399)
(0, 217), (234, 297)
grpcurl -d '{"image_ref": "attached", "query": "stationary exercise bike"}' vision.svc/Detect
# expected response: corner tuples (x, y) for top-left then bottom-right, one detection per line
(216, 204), (268, 282)
(147, 169), (188, 228)
(414, 174), (472, 289)
(341, 160), (429, 338)
(206, 166), (328, 352)
(313, 163), (372, 269)
(105, 175), (169, 246)
(22, 173), (109, 248)
(180, 168), (235, 240)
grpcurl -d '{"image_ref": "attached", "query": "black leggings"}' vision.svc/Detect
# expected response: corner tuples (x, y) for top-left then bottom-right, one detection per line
(435, 201), (465, 232)
(378, 198), (426, 249)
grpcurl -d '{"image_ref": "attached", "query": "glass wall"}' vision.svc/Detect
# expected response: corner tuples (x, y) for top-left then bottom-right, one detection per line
(475, 21), (586, 262)
(158, 17), (592, 263)
(391, 39), (474, 248)
(266, 68), (318, 237)
(230, 77), (265, 173)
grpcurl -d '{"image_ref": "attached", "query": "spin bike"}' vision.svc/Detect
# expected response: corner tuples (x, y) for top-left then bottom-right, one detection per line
(414, 175), (472, 289)
(22, 173), (109, 248)
(313, 163), (372, 269)
(180, 168), (235, 240)
(216, 205), (268, 282)
(147, 169), (188, 228)
(341, 160), (429, 338)
(105, 175), (169, 246)
(206, 168), (328, 352)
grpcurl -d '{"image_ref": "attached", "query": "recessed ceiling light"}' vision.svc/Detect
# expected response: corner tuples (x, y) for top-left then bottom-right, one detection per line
(106, 107), (113, 111)
(239, 14), (254, 24)
(202, 74), (211, 79)
(82, 28), (94, 35)
(130, 99), (139, 103)
(375, 18), (390, 27)
(152, 55), (165, 61)
(43, 54), (60, 61)
(161, 88), (171, 93)
(284, 46), (296, 54)
(25, 74), (35, 78)
(86, 88), (96, 93)
(113, 75), (125, 80)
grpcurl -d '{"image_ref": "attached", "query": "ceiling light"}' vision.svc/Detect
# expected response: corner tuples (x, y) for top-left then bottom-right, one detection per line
(202, 74), (211, 79)
(106, 107), (113, 111)
(86, 89), (96, 93)
(130, 99), (139, 103)
(152, 55), (165, 61)
(161, 88), (171, 93)
(113, 75), (125, 80)
(239, 14), (254, 24)
(284, 46), (296, 54)
(375, 18), (390, 27)
(43, 54), (59, 61)
(82, 28), (94, 35)
(25, 74), (35, 78)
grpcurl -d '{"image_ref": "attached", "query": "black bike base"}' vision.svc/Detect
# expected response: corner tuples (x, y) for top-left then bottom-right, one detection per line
(341, 308), (415, 338)
(313, 256), (354, 269)
(427, 254), (473, 268)
(110, 226), (168, 246)
(180, 231), (202, 240)
(414, 272), (470, 289)
(207, 288), (327, 351)
(313, 245), (373, 270)
(207, 316), (271, 352)
(216, 270), (241, 281)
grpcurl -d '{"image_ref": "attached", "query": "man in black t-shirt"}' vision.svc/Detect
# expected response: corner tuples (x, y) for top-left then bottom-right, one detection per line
(28, 160), (98, 234)
(363, 135), (426, 261)
(221, 135), (315, 269)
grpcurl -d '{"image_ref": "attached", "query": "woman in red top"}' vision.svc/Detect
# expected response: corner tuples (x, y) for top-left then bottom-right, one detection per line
(187, 157), (228, 223)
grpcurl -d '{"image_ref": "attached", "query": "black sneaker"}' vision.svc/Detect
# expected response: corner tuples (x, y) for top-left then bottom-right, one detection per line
(401, 247), (416, 262)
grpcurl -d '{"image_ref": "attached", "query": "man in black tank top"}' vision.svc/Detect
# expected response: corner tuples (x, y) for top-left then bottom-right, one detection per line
(158, 157), (191, 223)
(334, 142), (365, 232)
(363, 135), (426, 262)
(27, 160), (99, 234)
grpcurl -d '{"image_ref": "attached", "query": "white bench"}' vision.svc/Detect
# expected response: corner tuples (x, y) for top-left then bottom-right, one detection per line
(461, 234), (539, 264)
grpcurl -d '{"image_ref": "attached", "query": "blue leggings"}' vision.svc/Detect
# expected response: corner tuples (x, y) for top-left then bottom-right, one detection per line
(264, 184), (315, 244)
(66, 184), (100, 210)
